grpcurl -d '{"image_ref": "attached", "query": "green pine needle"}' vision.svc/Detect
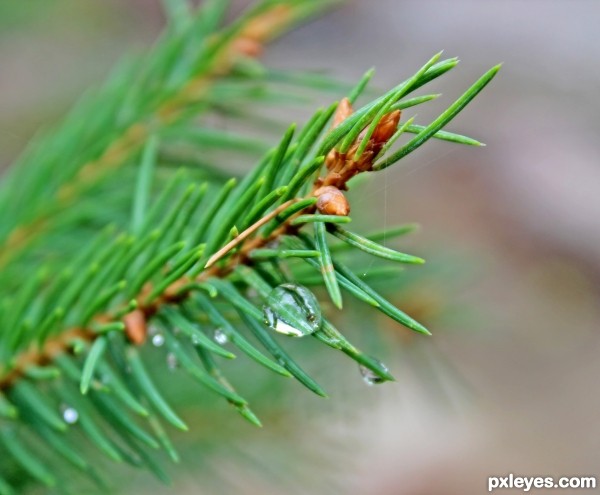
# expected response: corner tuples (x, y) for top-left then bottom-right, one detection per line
(314, 221), (343, 309)
(375, 63), (501, 169)
(80, 336), (108, 394)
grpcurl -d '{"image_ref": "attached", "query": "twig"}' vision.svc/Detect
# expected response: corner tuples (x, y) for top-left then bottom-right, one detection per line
(204, 199), (296, 269)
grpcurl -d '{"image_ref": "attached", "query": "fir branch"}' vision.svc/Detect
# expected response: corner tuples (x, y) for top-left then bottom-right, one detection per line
(0, 1), (499, 491)
(0, 54), (497, 392)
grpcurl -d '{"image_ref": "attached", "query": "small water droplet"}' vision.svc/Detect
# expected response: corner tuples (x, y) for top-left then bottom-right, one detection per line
(359, 360), (388, 386)
(166, 353), (178, 371)
(214, 329), (228, 345)
(263, 284), (322, 337)
(152, 334), (165, 347)
(191, 334), (200, 345)
(61, 405), (79, 424)
(266, 239), (280, 249)
(245, 287), (258, 299)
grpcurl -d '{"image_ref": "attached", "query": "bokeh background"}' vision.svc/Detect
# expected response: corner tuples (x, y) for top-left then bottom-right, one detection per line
(2, 1), (600, 494)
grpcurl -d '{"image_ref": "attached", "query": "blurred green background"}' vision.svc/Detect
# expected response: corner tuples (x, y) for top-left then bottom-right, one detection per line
(2, 1), (600, 494)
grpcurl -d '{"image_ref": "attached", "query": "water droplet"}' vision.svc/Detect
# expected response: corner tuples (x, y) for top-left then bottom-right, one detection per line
(359, 360), (388, 386)
(214, 329), (228, 345)
(263, 284), (321, 337)
(166, 353), (178, 371)
(191, 334), (200, 345)
(61, 405), (79, 424)
(152, 334), (165, 347)
(266, 239), (280, 249)
(245, 287), (258, 299)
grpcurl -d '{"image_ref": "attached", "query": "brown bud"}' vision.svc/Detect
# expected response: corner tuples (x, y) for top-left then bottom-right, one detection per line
(372, 110), (401, 144)
(124, 309), (147, 345)
(325, 149), (337, 170)
(240, 5), (293, 41)
(354, 150), (375, 172)
(315, 186), (350, 216)
(325, 148), (348, 172)
(332, 97), (353, 129)
(231, 37), (264, 58)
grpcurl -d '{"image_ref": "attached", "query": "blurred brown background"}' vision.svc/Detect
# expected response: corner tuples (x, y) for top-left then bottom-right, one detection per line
(2, 1), (600, 494)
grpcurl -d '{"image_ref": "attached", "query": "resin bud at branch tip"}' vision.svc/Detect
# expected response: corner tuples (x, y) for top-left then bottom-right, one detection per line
(314, 186), (350, 216)
(124, 309), (147, 345)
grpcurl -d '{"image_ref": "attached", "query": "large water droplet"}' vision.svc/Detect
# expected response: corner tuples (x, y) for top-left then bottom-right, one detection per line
(152, 334), (165, 347)
(214, 329), (228, 345)
(263, 284), (322, 337)
(359, 360), (388, 386)
(61, 405), (79, 424)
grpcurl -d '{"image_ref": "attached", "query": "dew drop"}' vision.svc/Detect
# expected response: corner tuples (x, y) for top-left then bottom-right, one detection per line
(152, 334), (165, 347)
(245, 287), (258, 299)
(61, 405), (79, 424)
(214, 329), (228, 345)
(266, 239), (280, 249)
(359, 360), (388, 386)
(166, 352), (178, 371)
(263, 284), (322, 337)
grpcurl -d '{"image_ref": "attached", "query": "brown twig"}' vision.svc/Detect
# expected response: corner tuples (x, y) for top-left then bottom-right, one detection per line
(204, 199), (297, 269)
